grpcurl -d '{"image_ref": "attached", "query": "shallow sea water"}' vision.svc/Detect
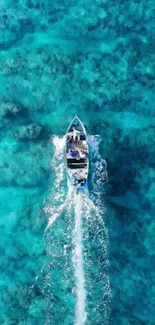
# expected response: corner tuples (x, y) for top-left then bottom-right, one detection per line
(0, 0), (155, 324)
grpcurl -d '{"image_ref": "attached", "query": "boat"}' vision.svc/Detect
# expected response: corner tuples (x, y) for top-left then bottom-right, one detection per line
(66, 115), (89, 190)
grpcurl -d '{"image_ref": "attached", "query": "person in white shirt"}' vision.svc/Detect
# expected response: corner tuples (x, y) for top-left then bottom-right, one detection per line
(72, 126), (80, 142)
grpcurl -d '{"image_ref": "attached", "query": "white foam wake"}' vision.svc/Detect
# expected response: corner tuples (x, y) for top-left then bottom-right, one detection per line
(73, 192), (87, 325)
(51, 135), (66, 189)
(44, 136), (66, 231)
(43, 134), (111, 325)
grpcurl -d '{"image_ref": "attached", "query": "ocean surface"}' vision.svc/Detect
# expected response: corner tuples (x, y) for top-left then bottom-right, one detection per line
(0, 0), (155, 324)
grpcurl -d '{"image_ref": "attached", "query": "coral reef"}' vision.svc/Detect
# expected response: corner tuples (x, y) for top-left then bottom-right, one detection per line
(0, 102), (23, 118)
(11, 123), (43, 140)
(0, 0), (154, 324)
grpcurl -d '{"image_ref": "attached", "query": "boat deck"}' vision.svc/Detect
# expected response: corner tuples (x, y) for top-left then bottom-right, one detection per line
(66, 116), (89, 188)
(66, 140), (88, 156)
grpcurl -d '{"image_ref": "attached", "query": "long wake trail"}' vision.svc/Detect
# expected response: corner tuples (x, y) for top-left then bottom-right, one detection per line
(73, 193), (87, 325)
(42, 135), (111, 325)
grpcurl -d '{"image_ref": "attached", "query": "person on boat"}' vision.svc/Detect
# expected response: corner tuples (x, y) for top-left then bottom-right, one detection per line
(76, 169), (86, 180)
(78, 178), (86, 185)
(69, 149), (77, 158)
(72, 126), (80, 142)
(67, 132), (73, 143)
(80, 150), (88, 158)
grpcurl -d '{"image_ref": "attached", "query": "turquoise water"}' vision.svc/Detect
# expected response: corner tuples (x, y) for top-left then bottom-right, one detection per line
(0, 0), (155, 324)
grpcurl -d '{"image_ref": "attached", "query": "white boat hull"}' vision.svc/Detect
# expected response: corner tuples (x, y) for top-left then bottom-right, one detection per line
(66, 116), (89, 190)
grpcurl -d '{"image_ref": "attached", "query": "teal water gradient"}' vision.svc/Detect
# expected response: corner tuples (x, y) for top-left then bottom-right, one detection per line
(0, 0), (155, 324)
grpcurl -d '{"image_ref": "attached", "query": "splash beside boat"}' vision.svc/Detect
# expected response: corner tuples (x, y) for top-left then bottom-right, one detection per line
(66, 116), (89, 190)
